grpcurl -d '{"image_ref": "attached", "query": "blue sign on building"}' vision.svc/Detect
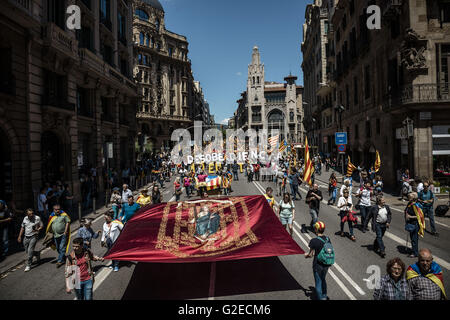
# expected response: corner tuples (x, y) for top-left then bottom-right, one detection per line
(335, 132), (347, 145)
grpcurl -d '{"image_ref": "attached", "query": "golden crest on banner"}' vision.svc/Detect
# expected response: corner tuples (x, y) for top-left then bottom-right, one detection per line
(155, 198), (259, 258)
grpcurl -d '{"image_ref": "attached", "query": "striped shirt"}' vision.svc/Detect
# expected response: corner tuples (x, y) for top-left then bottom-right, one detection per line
(373, 275), (412, 300)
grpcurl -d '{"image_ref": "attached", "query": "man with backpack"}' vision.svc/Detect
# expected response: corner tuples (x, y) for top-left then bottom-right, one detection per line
(305, 221), (334, 300)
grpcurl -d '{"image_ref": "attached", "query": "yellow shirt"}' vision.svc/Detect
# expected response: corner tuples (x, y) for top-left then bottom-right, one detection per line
(136, 195), (152, 206)
(264, 195), (275, 209)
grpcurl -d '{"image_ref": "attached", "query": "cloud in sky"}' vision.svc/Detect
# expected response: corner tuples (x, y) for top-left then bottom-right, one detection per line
(220, 118), (230, 125)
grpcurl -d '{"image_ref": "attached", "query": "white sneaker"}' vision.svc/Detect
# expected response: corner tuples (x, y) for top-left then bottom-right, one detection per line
(24, 266), (31, 272)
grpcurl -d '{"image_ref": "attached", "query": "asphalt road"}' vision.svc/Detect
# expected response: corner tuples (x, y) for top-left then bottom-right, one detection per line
(1, 173), (449, 300)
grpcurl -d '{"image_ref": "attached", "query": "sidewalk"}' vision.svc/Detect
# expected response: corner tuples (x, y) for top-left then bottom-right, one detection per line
(0, 184), (152, 277)
(313, 168), (449, 207)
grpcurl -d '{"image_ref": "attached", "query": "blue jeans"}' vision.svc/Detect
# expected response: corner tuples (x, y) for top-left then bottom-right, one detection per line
(310, 209), (318, 227)
(107, 241), (119, 269)
(233, 172), (239, 180)
(75, 279), (93, 300)
(54, 235), (67, 263)
(330, 188), (337, 203)
(339, 211), (354, 236)
(359, 205), (371, 229)
(313, 268), (329, 300)
(374, 223), (387, 253)
(409, 223), (419, 256)
(0, 227), (9, 256)
(290, 184), (302, 200)
(112, 205), (120, 220)
(422, 207), (436, 233)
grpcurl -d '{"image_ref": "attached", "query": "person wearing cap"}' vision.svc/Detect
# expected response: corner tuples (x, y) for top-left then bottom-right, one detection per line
(110, 188), (122, 220)
(77, 218), (101, 250)
(305, 221), (332, 300)
(136, 189), (152, 206)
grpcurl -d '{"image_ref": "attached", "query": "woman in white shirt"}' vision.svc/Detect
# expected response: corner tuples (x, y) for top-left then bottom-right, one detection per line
(101, 211), (123, 272)
(337, 189), (355, 241)
(277, 193), (295, 236)
(356, 181), (373, 233)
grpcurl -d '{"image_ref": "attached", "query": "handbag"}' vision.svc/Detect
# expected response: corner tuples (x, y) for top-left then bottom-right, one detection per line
(405, 222), (417, 232)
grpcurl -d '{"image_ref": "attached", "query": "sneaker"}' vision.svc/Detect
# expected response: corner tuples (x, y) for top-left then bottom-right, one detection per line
(431, 232), (439, 237)
(108, 265), (113, 269)
(380, 252), (386, 258)
(113, 267), (119, 272)
(350, 236), (356, 242)
(24, 266), (31, 272)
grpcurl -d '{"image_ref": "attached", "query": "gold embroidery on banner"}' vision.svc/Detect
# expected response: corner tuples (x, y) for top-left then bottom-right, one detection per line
(156, 197), (260, 258)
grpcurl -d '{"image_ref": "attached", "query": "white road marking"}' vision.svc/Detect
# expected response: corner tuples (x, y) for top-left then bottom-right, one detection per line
(292, 227), (356, 300)
(255, 181), (360, 300)
(292, 221), (366, 296)
(390, 206), (450, 229)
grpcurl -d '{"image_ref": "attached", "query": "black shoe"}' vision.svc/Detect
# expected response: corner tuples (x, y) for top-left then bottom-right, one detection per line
(380, 252), (386, 258)
(431, 232), (439, 237)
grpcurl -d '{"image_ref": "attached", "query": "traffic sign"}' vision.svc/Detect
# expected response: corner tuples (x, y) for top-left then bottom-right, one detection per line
(337, 144), (346, 153)
(335, 132), (347, 145)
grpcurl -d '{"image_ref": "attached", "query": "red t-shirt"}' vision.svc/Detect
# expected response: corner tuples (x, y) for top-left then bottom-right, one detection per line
(74, 252), (91, 282)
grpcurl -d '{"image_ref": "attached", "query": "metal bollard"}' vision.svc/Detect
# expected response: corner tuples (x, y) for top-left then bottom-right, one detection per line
(78, 202), (82, 227)
(93, 197), (96, 215)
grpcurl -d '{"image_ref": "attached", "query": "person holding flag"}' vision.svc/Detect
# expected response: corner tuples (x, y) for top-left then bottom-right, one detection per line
(303, 137), (314, 186)
(45, 204), (71, 267)
(404, 192), (425, 258)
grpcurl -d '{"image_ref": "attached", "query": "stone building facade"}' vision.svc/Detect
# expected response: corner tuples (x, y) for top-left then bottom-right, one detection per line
(234, 47), (305, 147)
(0, 0), (138, 209)
(302, 0), (450, 188)
(133, 0), (196, 153)
(302, 0), (331, 152)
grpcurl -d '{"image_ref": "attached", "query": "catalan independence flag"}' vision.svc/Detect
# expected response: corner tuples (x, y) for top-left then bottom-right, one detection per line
(303, 137), (314, 186)
(45, 211), (71, 254)
(374, 150), (381, 173)
(406, 262), (447, 299)
(408, 202), (426, 238)
(279, 139), (287, 152)
(346, 156), (357, 177)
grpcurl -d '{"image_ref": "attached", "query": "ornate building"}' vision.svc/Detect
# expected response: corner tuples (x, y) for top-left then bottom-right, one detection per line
(133, 0), (196, 153)
(0, 0), (138, 208)
(234, 46), (305, 146)
(302, 0), (450, 188)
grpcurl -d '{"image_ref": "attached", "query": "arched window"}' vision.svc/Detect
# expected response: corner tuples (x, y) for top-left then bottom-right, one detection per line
(139, 32), (144, 45)
(135, 9), (149, 21)
(252, 77), (255, 85)
(156, 19), (160, 30)
(257, 76), (260, 84)
(145, 34), (150, 46)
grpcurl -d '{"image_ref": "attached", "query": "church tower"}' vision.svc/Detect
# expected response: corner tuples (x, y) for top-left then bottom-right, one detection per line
(247, 46), (265, 131)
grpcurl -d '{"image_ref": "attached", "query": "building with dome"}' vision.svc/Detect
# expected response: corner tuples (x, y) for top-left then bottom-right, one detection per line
(234, 47), (305, 149)
(133, 0), (204, 154)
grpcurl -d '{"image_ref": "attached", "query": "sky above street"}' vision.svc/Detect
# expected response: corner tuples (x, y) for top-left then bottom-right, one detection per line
(161, 0), (307, 125)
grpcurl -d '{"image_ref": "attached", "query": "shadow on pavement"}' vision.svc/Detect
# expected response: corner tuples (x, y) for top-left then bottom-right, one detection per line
(122, 257), (305, 300)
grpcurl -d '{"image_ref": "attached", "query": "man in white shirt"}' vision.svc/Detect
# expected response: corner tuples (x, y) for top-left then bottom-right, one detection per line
(17, 209), (43, 271)
(369, 196), (391, 258)
(121, 184), (133, 204)
(101, 211), (123, 272)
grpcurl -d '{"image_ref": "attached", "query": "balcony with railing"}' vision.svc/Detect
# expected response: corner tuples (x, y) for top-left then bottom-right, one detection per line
(42, 23), (79, 59)
(383, 83), (450, 112)
(136, 112), (192, 122)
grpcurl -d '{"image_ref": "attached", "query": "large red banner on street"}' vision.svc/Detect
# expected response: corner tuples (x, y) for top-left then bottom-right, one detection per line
(104, 195), (304, 263)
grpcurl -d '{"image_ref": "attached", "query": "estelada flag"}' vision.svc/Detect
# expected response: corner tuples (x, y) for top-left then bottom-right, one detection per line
(104, 195), (304, 263)
(406, 262), (447, 299)
(346, 156), (357, 177)
(45, 211), (71, 254)
(303, 137), (314, 185)
(374, 150), (381, 173)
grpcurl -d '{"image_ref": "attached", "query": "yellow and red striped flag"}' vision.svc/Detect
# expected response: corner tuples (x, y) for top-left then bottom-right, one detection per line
(279, 139), (287, 152)
(346, 156), (357, 177)
(303, 137), (314, 186)
(374, 150), (381, 172)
